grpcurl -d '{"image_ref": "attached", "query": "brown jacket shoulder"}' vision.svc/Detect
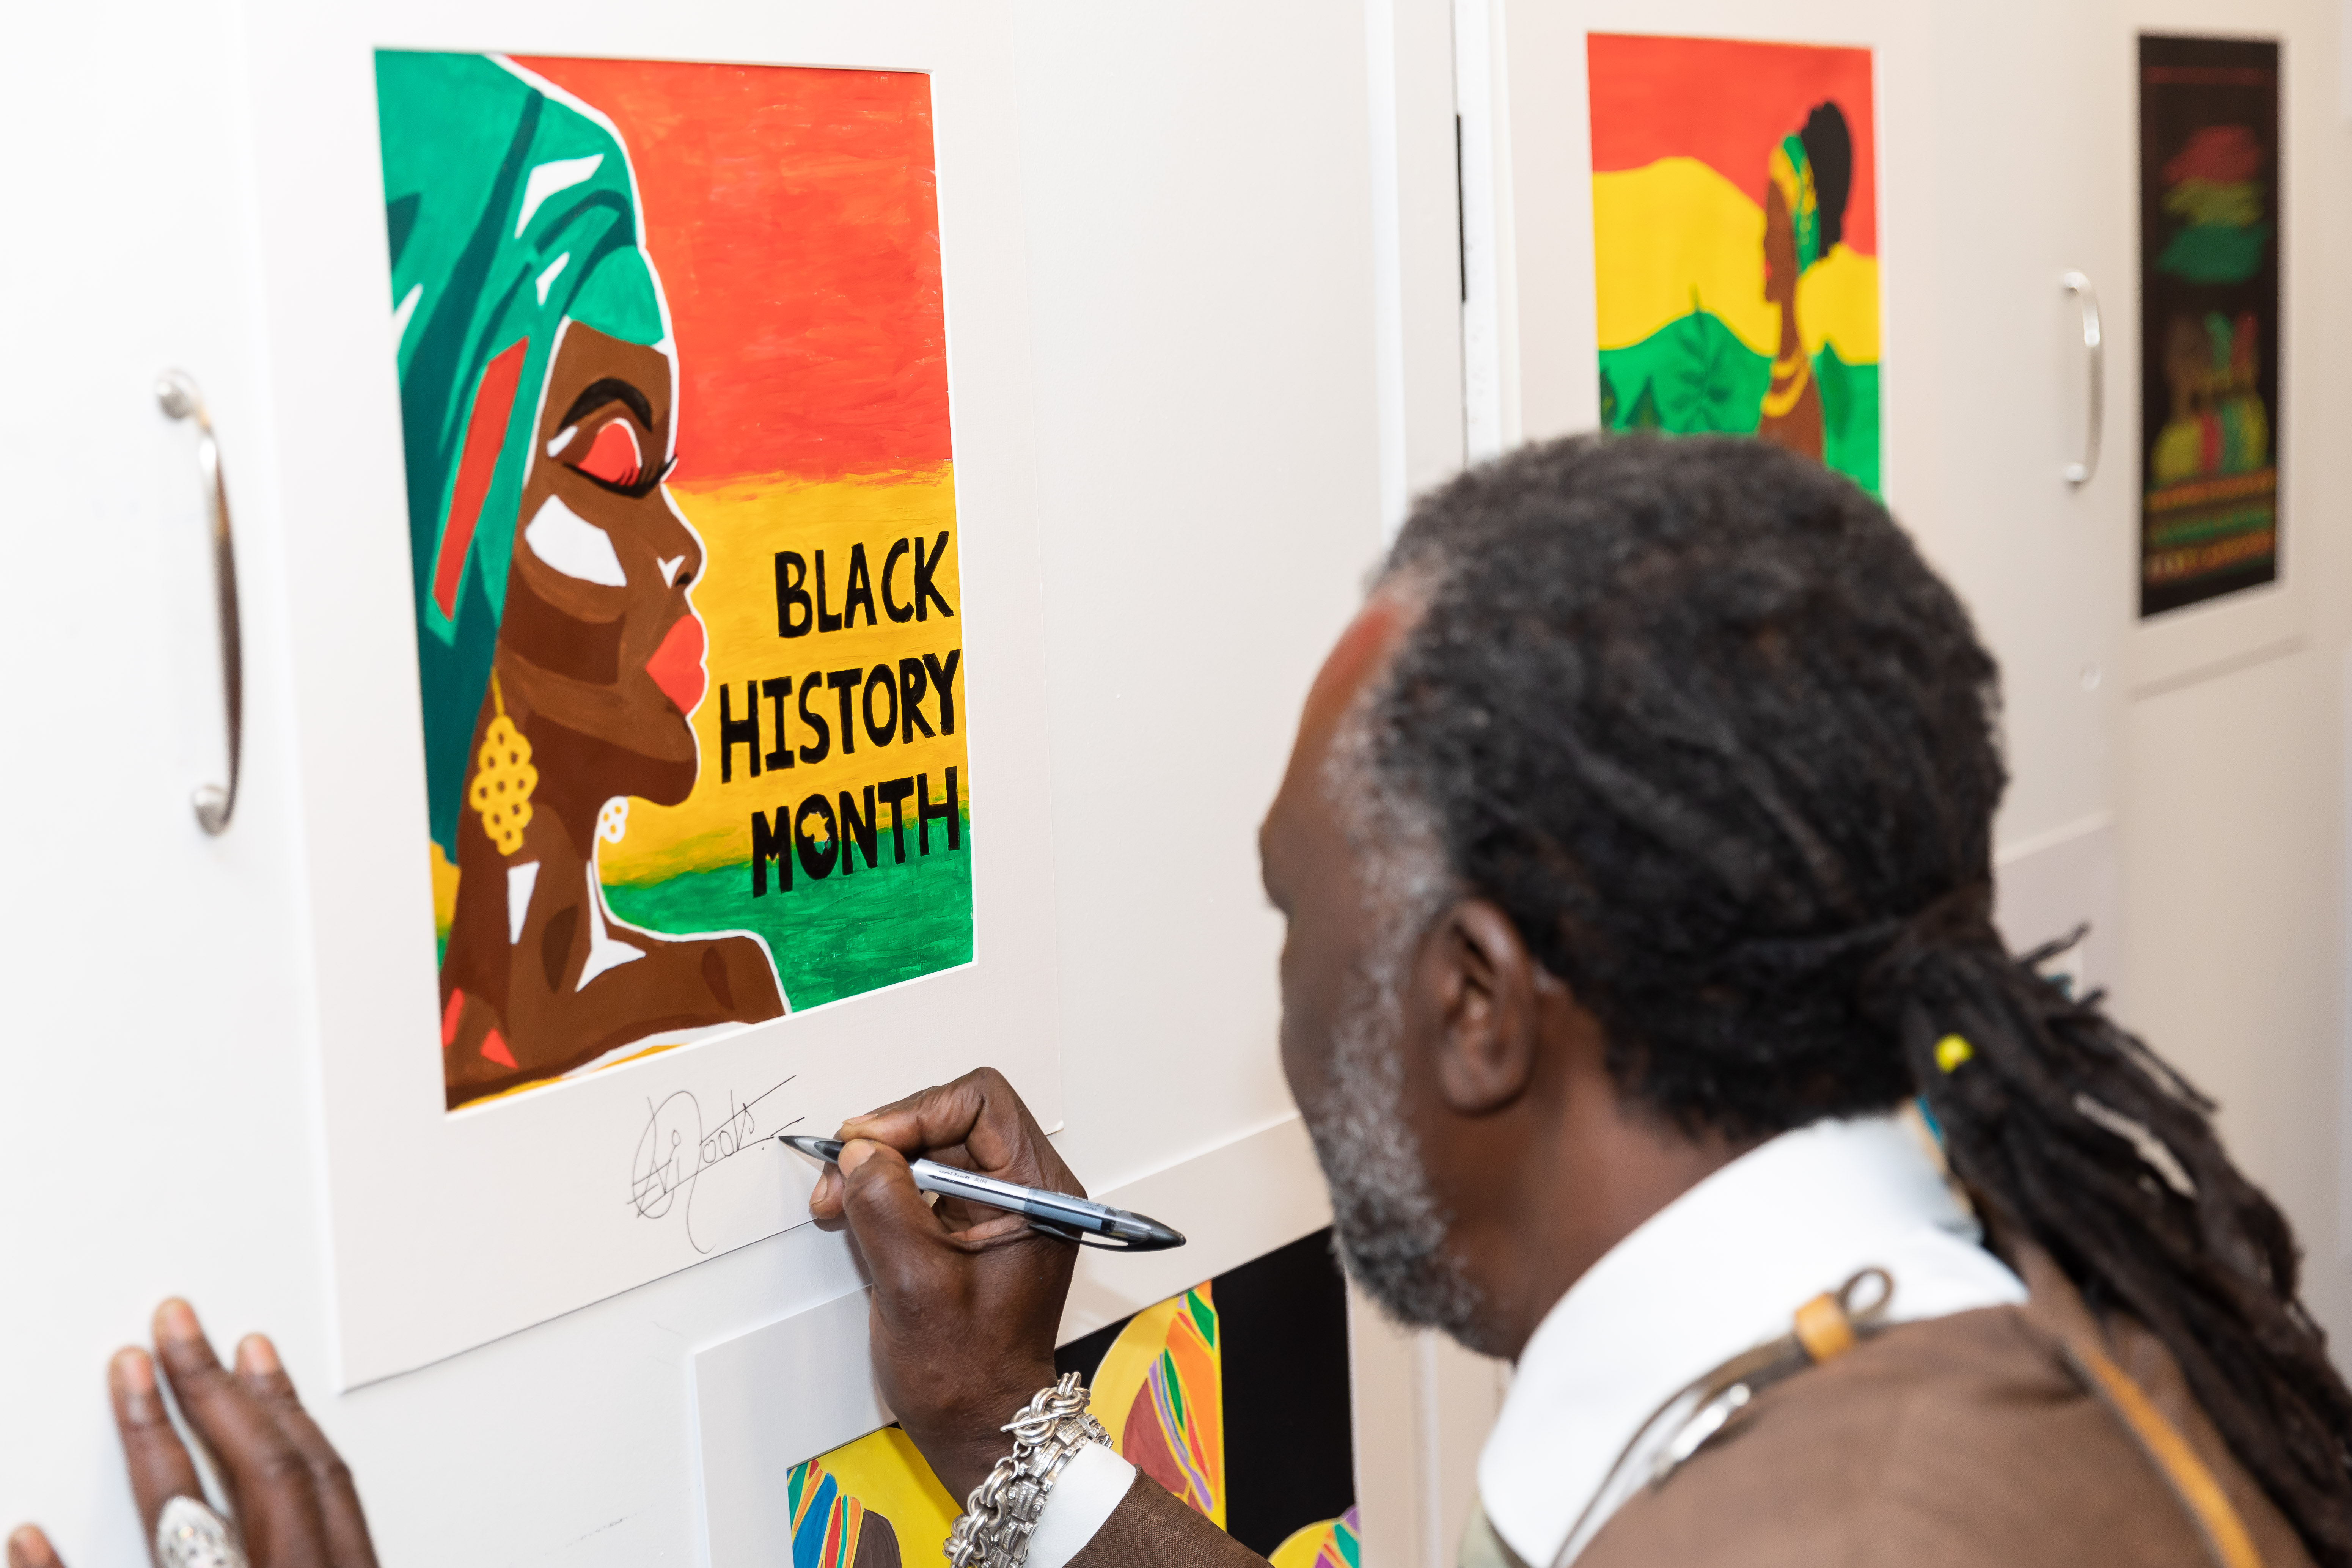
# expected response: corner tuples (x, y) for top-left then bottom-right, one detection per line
(1581, 1252), (2314, 1568)
(1073, 1249), (2317, 1568)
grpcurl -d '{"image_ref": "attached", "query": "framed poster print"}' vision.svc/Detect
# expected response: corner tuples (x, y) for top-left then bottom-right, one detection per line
(2137, 36), (2282, 618)
(1586, 33), (1882, 497)
(239, 3), (1061, 1384)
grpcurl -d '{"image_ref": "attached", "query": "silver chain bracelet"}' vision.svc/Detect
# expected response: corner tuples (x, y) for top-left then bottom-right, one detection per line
(942, 1372), (1112, 1568)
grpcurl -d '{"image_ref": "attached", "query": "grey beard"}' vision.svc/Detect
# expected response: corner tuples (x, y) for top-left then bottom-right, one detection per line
(1310, 641), (1490, 1350)
(1303, 959), (1485, 1346)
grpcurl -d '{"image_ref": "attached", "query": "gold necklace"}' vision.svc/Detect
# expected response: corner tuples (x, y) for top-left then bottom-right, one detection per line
(1761, 350), (1813, 419)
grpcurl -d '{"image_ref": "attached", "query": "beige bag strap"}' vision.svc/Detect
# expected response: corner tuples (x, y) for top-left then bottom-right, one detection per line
(2054, 1329), (2264, 1568)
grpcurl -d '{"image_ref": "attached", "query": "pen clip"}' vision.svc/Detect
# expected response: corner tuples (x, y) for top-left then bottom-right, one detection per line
(1027, 1218), (1147, 1250)
(1025, 1216), (1187, 1252)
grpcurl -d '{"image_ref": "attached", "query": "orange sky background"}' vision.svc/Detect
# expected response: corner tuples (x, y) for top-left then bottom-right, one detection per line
(1588, 35), (1878, 256)
(517, 57), (952, 486)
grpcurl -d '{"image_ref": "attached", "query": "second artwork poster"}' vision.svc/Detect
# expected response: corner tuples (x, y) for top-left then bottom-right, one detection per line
(779, 1233), (1359, 1568)
(1586, 33), (1882, 498)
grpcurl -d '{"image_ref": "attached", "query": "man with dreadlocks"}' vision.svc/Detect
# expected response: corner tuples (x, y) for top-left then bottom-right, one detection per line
(10, 437), (2349, 1568)
(810, 435), (2352, 1568)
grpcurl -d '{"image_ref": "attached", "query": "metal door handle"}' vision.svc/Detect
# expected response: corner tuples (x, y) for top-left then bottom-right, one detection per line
(2061, 271), (2102, 485)
(157, 371), (243, 834)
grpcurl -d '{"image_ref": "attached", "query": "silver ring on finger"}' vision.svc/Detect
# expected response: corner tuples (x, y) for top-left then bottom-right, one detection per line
(154, 1495), (248, 1568)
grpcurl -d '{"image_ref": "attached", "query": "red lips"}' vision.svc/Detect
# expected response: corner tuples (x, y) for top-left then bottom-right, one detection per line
(647, 614), (707, 715)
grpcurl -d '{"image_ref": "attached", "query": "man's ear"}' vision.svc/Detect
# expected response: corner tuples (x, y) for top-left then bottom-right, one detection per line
(1423, 898), (1544, 1114)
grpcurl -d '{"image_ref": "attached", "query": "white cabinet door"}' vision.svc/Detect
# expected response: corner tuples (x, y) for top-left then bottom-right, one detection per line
(0, 5), (333, 1564)
(1894, 0), (2137, 984)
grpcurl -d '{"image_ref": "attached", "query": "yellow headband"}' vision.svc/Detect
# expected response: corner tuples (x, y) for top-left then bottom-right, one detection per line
(1767, 135), (1823, 273)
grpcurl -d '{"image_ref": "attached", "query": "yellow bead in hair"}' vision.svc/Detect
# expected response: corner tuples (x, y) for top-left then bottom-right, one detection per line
(1935, 1034), (1975, 1073)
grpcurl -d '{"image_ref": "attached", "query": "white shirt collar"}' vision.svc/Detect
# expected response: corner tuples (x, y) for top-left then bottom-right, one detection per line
(1475, 1111), (2027, 1567)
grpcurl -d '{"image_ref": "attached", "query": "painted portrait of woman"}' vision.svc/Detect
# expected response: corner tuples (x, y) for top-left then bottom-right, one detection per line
(1755, 102), (1853, 460)
(1588, 36), (1882, 495)
(379, 53), (786, 1109)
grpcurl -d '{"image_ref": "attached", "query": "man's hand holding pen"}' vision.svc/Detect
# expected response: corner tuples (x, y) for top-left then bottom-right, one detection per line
(806, 1066), (1087, 1500)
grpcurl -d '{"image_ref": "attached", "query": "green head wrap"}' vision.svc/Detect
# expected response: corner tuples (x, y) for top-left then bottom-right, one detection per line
(376, 50), (670, 856)
(1766, 133), (1823, 274)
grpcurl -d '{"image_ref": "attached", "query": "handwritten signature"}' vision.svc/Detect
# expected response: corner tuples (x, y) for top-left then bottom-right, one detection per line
(628, 1076), (799, 1253)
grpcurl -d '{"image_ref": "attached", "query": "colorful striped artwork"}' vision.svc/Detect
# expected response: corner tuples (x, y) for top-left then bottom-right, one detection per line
(1587, 34), (1882, 496)
(786, 1455), (873, 1568)
(1269, 1506), (1361, 1568)
(784, 1426), (960, 1568)
(773, 1234), (1357, 1565)
(1088, 1285), (1227, 1527)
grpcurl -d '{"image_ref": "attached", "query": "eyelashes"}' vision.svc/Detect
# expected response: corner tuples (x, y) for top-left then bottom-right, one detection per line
(547, 413), (678, 499)
(575, 451), (678, 500)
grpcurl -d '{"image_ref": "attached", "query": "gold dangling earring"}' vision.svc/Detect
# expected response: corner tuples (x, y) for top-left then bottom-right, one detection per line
(469, 673), (538, 855)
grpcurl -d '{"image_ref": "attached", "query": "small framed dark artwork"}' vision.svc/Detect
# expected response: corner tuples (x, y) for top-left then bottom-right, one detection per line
(2137, 35), (2281, 617)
